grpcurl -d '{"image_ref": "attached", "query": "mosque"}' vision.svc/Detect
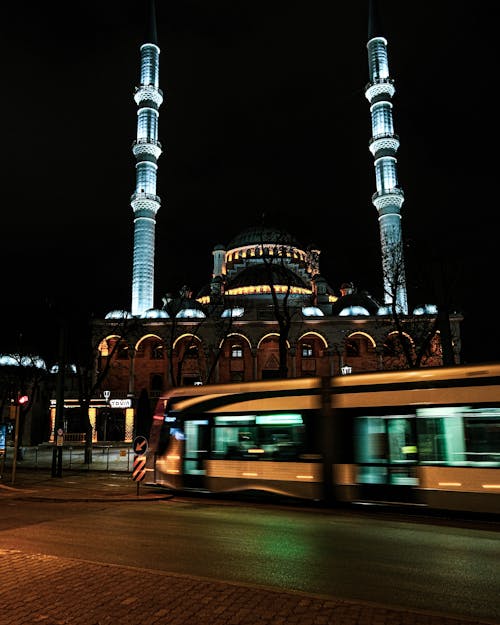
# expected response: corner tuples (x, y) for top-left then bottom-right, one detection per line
(68, 1), (462, 442)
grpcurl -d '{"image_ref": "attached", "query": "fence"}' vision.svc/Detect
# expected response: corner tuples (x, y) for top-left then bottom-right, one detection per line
(1, 443), (134, 473)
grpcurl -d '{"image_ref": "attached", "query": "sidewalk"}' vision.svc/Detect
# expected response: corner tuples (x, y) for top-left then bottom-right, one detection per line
(0, 467), (496, 625)
(0, 465), (168, 502)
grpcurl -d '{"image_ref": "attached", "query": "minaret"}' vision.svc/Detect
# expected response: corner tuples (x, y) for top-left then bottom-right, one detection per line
(365, 0), (408, 314)
(130, 0), (163, 316)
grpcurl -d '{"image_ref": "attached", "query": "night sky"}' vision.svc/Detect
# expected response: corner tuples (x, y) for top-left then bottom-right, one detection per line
(1, 1), (497, 363)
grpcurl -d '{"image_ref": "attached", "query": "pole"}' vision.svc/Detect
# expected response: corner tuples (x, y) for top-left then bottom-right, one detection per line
(52, 322), (67, 478)
(11, 405), (20, 484)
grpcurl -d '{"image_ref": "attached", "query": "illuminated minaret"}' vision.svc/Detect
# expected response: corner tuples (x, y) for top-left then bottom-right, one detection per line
(365, 1), (408, 314)
(130, 0), (163, 316)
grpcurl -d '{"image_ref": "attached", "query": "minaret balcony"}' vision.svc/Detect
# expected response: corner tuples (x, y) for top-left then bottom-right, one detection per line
(132, 138), (163, 159)
(372, 187), (404, 211)
(365, 78), (395, 102)
(369, 133), (400, 156)
(130, 191), (161, 216)
(134, 85), (164, 107)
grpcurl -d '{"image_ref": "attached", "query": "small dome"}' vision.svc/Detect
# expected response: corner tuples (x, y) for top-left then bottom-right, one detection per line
(339, 306), (370, 316)
(302, 306), (325, 317)
(331, 289), (380, 316)
(377, 306), (392, 315)
(105, 310), (133, 320)
(413, 304), (438, 315)
(0, 354), (46, 369)
(221, 307), (245, 318)
(176, 308), (206, 319)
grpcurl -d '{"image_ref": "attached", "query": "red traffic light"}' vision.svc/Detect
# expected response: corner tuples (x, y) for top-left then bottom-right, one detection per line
(18, 395), (29, 405)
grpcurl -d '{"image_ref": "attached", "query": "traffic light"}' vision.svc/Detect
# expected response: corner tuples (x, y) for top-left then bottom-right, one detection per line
(17, 394), (29, 405)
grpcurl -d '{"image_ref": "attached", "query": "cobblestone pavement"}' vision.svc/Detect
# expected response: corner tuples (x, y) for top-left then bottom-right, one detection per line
(0, 467), (497, 625)
(0, 546), (496, 625)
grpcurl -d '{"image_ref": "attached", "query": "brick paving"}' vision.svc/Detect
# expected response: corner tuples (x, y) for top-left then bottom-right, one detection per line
(0, 467), (497, 625)
(0, 548), (493, 625)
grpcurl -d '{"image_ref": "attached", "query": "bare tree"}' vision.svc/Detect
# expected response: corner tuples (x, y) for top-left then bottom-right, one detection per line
(259, 232), (305, 379)
(70, 312), (141, 463)
(381, 240), (460, 368)
(161, 286), (235, 387)
(0, 351), (48, 451)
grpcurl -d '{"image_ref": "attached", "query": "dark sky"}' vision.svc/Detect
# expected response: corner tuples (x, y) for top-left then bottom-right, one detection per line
(0, 1), (497, 363)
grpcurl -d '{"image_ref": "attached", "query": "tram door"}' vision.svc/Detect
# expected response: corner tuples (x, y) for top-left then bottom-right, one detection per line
(355, 414), (418, 503)
(183, 419), (210, 488)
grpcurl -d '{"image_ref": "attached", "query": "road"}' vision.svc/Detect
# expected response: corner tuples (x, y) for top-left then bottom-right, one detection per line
(0, 495), (498, 623)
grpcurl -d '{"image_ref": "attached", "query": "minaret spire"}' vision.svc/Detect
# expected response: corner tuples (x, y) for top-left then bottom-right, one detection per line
(365, 0), (408, 314)
(146, 0), (158, 45)
(130, 0), (163, 316)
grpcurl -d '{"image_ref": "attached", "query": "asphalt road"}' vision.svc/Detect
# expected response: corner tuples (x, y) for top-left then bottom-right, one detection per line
(1, 492), (498, 623)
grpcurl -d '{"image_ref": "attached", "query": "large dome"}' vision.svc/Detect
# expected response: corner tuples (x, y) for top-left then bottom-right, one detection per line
(227, 226), (299, 249)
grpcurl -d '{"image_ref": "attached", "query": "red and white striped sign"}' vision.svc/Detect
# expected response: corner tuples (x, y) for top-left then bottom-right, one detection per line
(132, 454), (146, 482)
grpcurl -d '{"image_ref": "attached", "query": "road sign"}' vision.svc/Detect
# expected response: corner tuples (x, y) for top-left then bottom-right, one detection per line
(0, 424), (5, 455)
(133, 435), (148, 455)
(132, 455), (147, 482)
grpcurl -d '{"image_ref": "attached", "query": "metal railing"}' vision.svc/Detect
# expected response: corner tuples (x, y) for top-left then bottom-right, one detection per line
(1, 443), (134, 473)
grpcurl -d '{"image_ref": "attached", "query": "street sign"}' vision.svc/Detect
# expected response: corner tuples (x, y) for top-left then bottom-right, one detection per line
(132, 455), (147, 482)
(133, 435), (148, 455)
(0, 424), (6, 456)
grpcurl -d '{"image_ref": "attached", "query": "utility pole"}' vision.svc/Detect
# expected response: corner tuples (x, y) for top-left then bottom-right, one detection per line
(52, 321), (67, 478)
(11, 394), (28, 484)
(11, 404), (20, 484)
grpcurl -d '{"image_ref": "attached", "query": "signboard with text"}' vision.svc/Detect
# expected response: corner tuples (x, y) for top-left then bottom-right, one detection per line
(0, 424), (6, 456)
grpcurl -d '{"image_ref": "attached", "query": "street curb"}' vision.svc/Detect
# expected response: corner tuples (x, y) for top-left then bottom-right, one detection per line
(12, 493), (174, 503)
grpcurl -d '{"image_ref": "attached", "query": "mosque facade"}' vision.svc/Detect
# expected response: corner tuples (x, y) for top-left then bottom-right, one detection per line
(84, 1), (462, 442)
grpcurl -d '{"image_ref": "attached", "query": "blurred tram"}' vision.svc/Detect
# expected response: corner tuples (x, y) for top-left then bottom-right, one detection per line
(146, 363), (500, 514)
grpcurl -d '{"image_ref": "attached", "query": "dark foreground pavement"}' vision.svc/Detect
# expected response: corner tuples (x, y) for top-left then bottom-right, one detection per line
(0, 468), (497, 625)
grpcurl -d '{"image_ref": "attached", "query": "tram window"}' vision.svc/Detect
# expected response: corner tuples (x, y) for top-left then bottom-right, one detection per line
(212, 426), (258, 458)
(212, 414), (305, 460)
(417, 406), (500, 466)
(464, 407), (500, 465)
(356, 418), (387, 464)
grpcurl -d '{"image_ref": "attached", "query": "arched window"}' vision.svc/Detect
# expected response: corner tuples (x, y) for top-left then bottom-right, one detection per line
(186, 345), (199, 359)
(231, 344), (243, 358)
(301, 343), (313, 358)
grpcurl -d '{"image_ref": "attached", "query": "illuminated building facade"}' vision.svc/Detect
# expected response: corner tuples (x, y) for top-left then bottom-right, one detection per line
(130, 1), (163, 317)
(87, 1), (462, 442)
(366, 1), (407, 315)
